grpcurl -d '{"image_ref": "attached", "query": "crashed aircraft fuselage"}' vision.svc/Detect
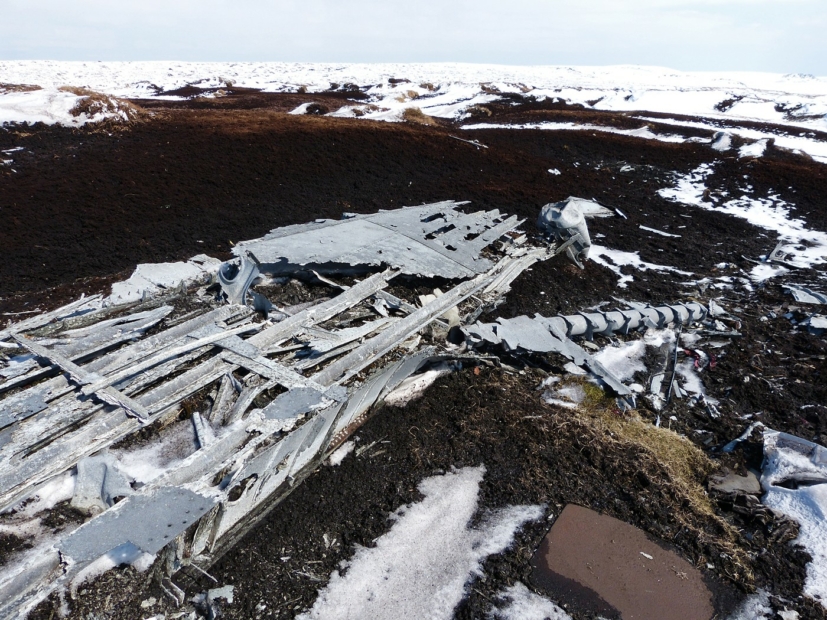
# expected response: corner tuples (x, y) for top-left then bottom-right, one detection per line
(0, 200), (708, 618)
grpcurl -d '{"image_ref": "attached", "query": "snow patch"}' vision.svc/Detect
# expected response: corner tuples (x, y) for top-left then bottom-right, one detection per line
(593, 340), (647, 382)
(739, 139), (769, 158)
(0, 87), (137, 126)
(638, 116), (827, 164)
(328, 441), (355, 467)
(462, 121), (688, 144)
(542, 379), (586, 409)
(710, 132), (733, 152)
(297, 466), (543, 620)
(289, 102), (313, 115)
(675, 359), (707, 396)
(113, 418), (199, 484)
(4, 62), (827, 136)
(0, 517), (40, 540)
(18, 470), (77, 517)
(658, 164), (827, 281)
(589, 244), (691, 288)
(761, 431), (827, 608)
(490, 582), (571, 620)
(643, 328), (676, 349)
(726, 589), (772, 620)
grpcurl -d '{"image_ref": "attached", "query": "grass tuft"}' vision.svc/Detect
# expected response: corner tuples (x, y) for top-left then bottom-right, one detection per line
(467, 104), (492, 117)
(547, 375), (754, 583)
(58, 86), (144, 122)
(0, 83), (42, 95)
(401, 107), (437, 126)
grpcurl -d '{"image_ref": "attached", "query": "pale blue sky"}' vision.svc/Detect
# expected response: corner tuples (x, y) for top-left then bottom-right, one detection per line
(1, 0), (824, 74)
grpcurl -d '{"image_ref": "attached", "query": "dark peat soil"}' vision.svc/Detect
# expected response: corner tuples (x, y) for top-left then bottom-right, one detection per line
(8, 91), (826, 619)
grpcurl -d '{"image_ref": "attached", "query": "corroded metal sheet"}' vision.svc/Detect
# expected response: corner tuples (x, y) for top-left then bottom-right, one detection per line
(234, 202), (522, 279)
(60, 487), (216, 562)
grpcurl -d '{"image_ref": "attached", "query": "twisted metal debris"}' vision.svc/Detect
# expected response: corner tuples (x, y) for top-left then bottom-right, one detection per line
(0, 200), (712, 618)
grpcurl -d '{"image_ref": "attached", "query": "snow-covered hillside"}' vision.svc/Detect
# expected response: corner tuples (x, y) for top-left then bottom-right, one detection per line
(2, 61), (826, 133)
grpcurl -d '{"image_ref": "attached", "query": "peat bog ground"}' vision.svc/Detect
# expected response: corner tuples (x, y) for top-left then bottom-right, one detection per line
(2, 90), (826, 619)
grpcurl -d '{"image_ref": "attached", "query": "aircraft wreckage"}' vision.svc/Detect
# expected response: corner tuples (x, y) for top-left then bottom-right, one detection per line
(0, 198), (715, 617)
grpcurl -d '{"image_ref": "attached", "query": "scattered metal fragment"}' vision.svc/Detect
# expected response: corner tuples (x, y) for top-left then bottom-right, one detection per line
(449, 135), (488, 149)
(784, 285), (827, 305)
(640, 224), (681, 238)
(192, 584), (235, 619)
(664, 326), (685, 405)
(648, 330), (676, 410)
(463, 302), (707, 406)
(709, 470), (762, 494)
(208, 584), (234, 603)
(192, 412), (215, 449)
(464, 302), (706, 344)
(766, 242), (799, 268)
(12, 333), (150, 420)
(250, 291), (274, 317)
(0, 295), (102, 342)
(161, 578), (186, 607)
(0, 199), (529, 618)
(802, 315), (827, 336)
(218, 252), (260, 305)
(537, 197), (612, 268)
(209, 373), (241, 425)
(260, 387), (328, 420)
(761, 430), (827, 606)
(722, 422), (765, 453)
(71, 452), (133, 514)
(0, 201), (712, 618)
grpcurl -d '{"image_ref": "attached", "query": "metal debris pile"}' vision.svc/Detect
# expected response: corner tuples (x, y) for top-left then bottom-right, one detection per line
(0, 200), (731, 617)
(462, 301), (709, 409)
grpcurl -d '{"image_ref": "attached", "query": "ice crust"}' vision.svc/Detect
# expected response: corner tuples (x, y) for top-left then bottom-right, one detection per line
(298, 466), (543, 620)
